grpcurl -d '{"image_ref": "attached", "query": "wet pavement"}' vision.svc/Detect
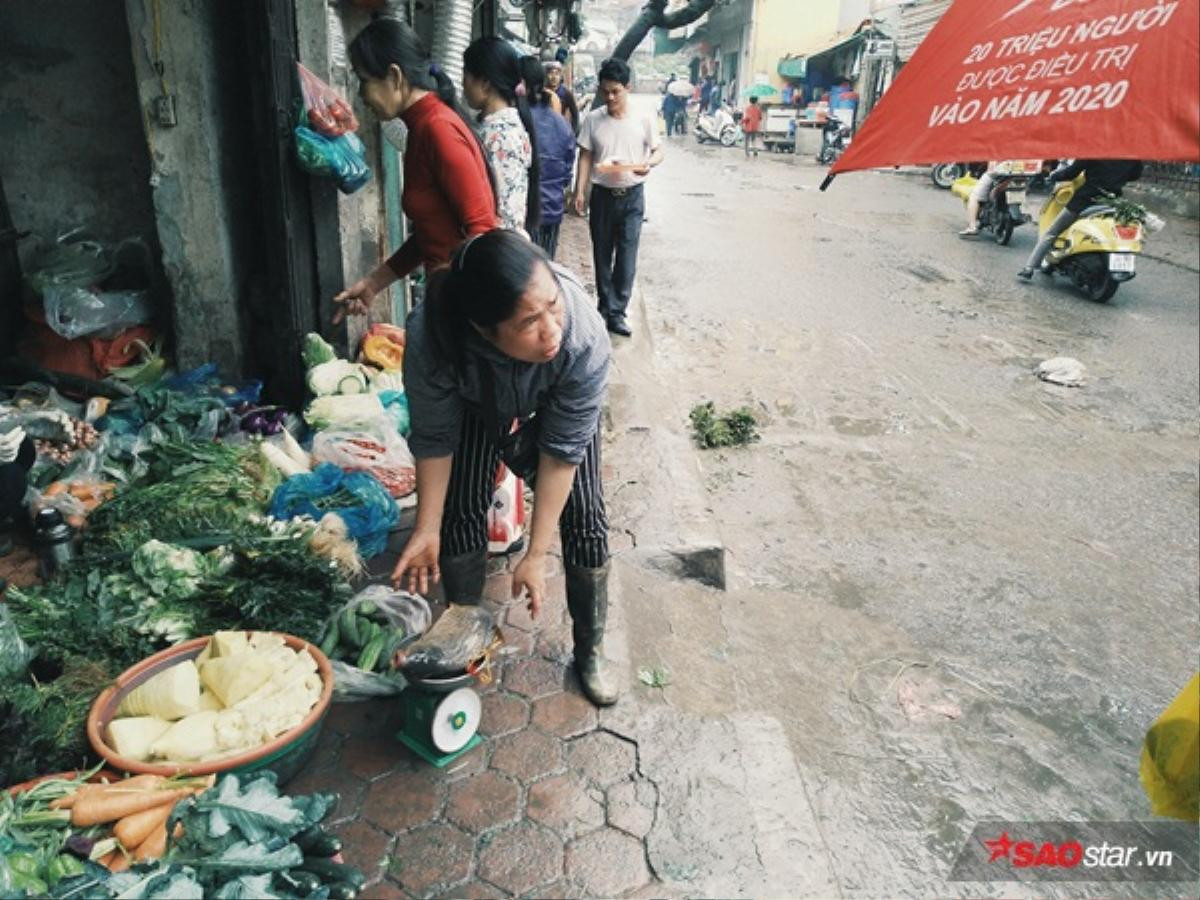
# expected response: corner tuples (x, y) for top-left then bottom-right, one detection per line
(597, 108), (1200, 898)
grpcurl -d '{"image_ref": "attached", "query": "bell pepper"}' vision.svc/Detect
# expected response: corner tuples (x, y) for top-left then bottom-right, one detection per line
(368, 323), (406, 347)
(362, 333), (404, 371)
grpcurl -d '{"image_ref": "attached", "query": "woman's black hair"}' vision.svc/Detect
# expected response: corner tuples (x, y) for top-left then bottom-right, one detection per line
(349, 17), (498, 205)
(426, 229), (551, 372)
(463, 37), (541, 233)
(520, 55), (551, 106)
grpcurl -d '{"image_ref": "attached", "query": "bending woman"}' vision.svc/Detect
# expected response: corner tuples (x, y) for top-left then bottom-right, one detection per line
(392, 230), (618, 706)
(335, 18), (497, 322)
(463, 37), (541, 235)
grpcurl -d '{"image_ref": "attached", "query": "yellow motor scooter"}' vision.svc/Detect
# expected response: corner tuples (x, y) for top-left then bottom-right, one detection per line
(1035, 175), (1151, 302)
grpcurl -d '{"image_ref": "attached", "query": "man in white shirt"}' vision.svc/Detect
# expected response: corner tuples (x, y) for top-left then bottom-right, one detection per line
(573, 58), (664, 337)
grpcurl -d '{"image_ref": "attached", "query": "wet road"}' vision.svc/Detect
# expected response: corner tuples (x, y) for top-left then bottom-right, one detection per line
(602, 103), (1200, 898)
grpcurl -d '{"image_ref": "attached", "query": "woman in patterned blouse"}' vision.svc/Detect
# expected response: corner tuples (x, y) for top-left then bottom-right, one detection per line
(463, 38), (542, 236)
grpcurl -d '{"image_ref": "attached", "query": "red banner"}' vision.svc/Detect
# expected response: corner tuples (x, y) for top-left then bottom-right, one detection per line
(831, 0), (1200, 175)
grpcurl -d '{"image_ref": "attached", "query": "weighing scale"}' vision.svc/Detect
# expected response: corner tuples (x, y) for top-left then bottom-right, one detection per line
(396, 670), (482, 767)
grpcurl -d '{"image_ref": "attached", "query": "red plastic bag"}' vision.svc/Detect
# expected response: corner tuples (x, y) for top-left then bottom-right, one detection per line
(297, 63), (359, 137)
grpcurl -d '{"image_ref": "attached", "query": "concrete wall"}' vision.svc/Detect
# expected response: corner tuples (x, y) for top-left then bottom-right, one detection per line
(0, 1), (160, 274)
(752, 0), (840, 89)
(123, 0), (249, 374)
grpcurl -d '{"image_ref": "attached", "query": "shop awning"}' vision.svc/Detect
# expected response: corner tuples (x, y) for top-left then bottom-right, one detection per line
(778, 31), (865, 79)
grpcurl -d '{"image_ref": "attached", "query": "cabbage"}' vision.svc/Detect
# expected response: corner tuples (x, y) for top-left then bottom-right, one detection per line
(302, 333), (337, 368)
(306, 360), (368, 397)
(303, 393), (387, 430)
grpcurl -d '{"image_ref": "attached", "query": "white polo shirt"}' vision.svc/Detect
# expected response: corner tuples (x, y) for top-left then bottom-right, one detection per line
(578, 105), (660, 189)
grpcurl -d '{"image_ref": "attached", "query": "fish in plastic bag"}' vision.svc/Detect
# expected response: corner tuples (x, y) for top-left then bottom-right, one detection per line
(393, 605), (499, 679)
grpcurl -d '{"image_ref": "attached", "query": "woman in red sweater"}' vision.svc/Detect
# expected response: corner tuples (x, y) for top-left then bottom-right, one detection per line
(334, 18), (498, 323)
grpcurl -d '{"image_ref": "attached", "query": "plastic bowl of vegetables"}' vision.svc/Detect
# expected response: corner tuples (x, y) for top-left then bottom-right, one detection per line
(86, 631), (333, 786)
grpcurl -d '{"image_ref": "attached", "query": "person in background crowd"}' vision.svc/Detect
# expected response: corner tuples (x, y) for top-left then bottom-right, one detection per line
(1018, 159), (1144, 281)
(545, 59), (580, 133)
(463, 37), (541, 236)
(335, 18), (497, 323)
(699, 75), (714, 119)
(573, 57), (664, 338)
(0, 425), (32, 558)
(522, 56), (576, 259)
(393, 230), (619, 706)
(711, 80), (724, 113)
(742, 95), (763, 158)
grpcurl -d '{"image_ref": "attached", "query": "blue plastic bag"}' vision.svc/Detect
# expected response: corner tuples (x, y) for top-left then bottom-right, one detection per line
(378, 390), (410, 437)
(294, 127), (371, 194)
(270, 463), (399, 557)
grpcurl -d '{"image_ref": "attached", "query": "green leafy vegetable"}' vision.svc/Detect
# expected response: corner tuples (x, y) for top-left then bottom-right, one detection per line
(689, 402), (760, 449)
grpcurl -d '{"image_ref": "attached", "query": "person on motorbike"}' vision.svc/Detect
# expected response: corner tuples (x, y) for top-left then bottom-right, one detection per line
(959, 161), (996, 237)
(1017, 159), (1144, 281)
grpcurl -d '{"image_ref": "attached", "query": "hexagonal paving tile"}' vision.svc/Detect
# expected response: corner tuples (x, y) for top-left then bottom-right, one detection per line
(566, 731), (638, 788)
(606, 778), (658, 839)
(526, 773), (605, 839)
(480, 691), (531, 738)
(497, 623), (536, 658)
(435, 881), (507, 899)
(330, 820), (394, 886)
(490, 728), (566, 783)
(566, 828), (651, 897)
(286, 764), (366, 825)
(531, 692), (598, 739)
(363, 768), (444, 832)
(535, 623), (573, 664)
(483, 572), (513, 603)
(444, 741), (491, 781)
(341, 732), (408, 781)
(446, 770), (521, 833)
(477, 821), (564, 896)
(505, 658), (566, 700)
(326, 696), (405, 738)
(387, 822), (474, 896)
(523, 880), (585, 899)
(360, 879), (407, 899)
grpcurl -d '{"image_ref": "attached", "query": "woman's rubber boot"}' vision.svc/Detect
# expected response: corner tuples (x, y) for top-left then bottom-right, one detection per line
(439, 550), (486, 605)
(565, 562), (620, 706)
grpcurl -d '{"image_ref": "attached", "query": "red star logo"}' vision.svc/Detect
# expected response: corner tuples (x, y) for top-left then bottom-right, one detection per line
(984, 831), (1014, 862)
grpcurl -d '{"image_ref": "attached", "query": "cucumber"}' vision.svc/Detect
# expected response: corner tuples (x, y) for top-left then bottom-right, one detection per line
(357, 633), (386, 672)
(327, 883), (359, 900)
(318, 618), (340, 657)
(277, 870), (322, 895)
(296, 825), (343, 858)
(298, 857), (367, 890)
(338, 608), (361, 647)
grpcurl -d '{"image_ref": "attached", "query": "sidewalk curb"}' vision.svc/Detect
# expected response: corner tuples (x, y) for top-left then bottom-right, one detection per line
(605, 282), (729, 591)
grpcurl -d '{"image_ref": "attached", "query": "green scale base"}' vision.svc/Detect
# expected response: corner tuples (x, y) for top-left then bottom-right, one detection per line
(395, 685), (483, 768)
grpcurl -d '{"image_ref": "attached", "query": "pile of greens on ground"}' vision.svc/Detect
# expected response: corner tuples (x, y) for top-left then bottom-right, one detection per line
(1, 772), (365, 900)
(83, 442), (279, 553)
(689, 401), (760, 449)
(1, 534), (351, 785)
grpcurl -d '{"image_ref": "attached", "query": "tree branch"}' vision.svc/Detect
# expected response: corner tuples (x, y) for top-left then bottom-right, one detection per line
(611, 0), (716, 62)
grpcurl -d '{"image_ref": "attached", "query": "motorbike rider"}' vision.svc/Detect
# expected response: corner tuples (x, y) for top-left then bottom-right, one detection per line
(959, 161), (997, 237)
(1017, 159), (1144, 281)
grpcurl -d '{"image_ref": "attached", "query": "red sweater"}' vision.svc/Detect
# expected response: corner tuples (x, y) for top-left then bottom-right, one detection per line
(386, 93), (498, 278)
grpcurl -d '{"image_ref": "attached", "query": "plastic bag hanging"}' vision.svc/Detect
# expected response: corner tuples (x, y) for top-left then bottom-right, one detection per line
(297, 63), (359, 137)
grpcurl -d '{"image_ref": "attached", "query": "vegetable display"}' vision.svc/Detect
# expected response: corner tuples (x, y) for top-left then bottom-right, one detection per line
(101, 631), (324, 766)
(1, 772), (364, 899)
(319, 596), (410, 675)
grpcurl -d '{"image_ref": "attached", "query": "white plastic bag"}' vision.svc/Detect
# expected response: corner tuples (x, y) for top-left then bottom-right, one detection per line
(487, 466), (526, 554)
(318, 585), (432, 701)
(312, 423), (416, 498)
(43, 286), (152, 339)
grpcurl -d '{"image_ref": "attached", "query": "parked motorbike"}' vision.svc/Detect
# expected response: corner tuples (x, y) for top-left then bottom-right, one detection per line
(931, 163), (966, 189)
(695, 105), (739, 147)
(816, 115), (851, 165)
(1033, 175), (1159, 302)
(951, 160), (1040, 245)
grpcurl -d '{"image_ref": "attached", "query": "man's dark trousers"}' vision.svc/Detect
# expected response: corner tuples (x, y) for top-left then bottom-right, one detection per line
(588, 183), (644, 324)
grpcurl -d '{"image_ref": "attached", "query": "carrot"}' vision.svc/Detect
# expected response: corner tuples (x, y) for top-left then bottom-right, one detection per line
(114, 802), (174, 851)
(50, 774), (162, 809)
(133, 823), (168, 861)
(71, 785), (195, 827)
(44, 482), (68, 497)
(108, 851), (131, 873)
(96, 850), (117, 870)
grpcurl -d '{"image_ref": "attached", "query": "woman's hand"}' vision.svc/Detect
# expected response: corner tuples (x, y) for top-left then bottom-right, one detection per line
(333, 274), (382, 324)
(392, 528), (441, 595)
(573, 191), (587, 217)
(511, 551), (546, 621)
